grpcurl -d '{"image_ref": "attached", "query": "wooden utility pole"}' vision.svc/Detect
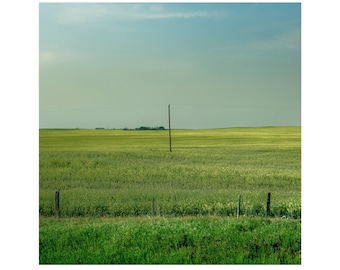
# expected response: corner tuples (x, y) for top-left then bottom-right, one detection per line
(168, 104), (172, 152)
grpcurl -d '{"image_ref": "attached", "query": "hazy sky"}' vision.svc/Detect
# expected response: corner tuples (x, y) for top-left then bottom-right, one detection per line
(39, 3), (301, 129)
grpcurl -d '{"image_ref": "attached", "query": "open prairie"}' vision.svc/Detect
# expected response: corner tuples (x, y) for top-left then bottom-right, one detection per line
(39, 126), (301, 264)
(40, 126), (301, 218)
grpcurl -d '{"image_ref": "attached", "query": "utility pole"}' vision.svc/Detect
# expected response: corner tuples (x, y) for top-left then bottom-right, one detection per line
(168, 104), (172, 152)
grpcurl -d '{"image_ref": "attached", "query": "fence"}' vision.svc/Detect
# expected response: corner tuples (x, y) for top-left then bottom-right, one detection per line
(51, 191), (300, 219)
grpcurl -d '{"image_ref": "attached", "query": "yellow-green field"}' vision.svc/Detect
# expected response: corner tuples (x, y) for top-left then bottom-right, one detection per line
(39, 126), (301, 264)
(40, 126), (301, 218)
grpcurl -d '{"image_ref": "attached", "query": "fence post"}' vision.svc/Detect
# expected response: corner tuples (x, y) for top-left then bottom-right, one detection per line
(266, 192), (271, 217)
(237, 195), (241, 218)
(152, 197), (155, 216)
(55, 190), (60, 218)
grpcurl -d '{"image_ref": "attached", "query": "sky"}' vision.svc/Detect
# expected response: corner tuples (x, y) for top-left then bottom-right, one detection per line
(39, 2), (301, 129)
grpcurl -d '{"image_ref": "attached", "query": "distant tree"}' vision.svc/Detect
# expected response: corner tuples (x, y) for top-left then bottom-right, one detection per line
(135, 126), (166, 130)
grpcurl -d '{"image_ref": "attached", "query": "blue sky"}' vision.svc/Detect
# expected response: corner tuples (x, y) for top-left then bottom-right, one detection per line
(39, 3), (301, 129)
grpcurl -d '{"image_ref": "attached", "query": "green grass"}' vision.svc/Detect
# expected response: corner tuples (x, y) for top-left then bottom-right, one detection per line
(39, 127), (301, 218)
(39, 216), (301, 264)
(39, 126), (301, 264)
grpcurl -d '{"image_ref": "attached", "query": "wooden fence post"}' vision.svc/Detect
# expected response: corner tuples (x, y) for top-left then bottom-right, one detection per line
(237, 195), (241, 218)
(152, 197), (155, 216)
(55, 190), (60, 218)
(266, 192), (271, 217)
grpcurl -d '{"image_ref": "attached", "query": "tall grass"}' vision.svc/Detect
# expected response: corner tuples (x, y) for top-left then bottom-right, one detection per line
(39, 216), (301, 264)
(39, 127), (301, 218)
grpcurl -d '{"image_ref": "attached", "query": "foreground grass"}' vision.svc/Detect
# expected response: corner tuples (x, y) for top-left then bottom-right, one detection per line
(39, 216), (301, 264)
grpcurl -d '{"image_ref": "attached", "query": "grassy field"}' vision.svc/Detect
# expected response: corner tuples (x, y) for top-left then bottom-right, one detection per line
(39, 126), (301, 218)
(40, 216), (301, 264)
(39, 126), (301, 264)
